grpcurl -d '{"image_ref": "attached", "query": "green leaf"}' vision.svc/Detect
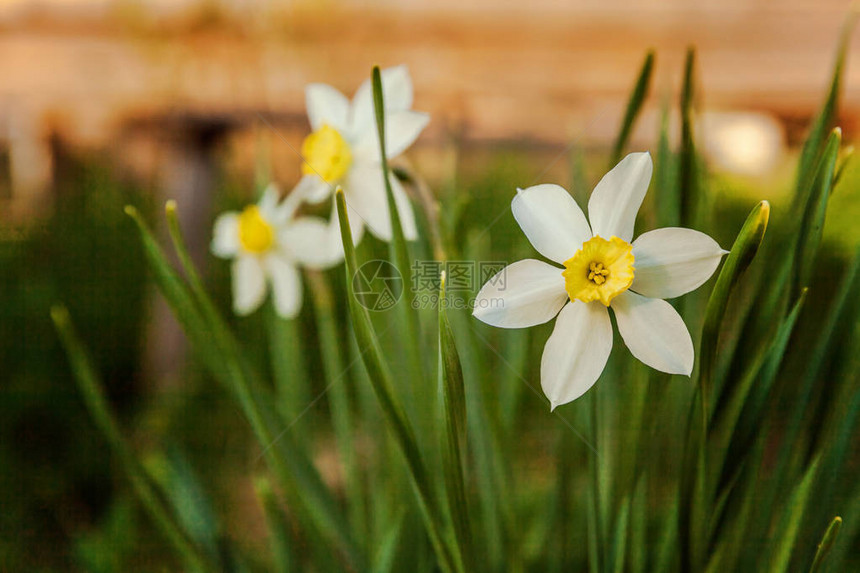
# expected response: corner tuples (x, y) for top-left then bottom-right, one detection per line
(149, 446), (221, 560)
(305, 269), (366, 544)
(832, 145), (854, 190)
(793, 128), (841, 297)
(775, 247), (860, 478)
(254, 476), (300, 573)
(438, 271), (473, 571)
(765, 457), (821, 572)
(128, 205), (365, 570)
(679, 47), (700, 227)
(700, 200), (770, 416)
(611, 50), (655, 165)
(809, 516), (842, 573)
(685, 201), (769, 572)
(794, 10), (857, 203)
(370, 64), (429, 434)
(608, 497), (631, 573)
(712, 290), (807, 490)
(264, 309), (311, 426)
(51, 305), (213, 572)
(336, 188), (461, 573)
(372, 510), (407, 573)
(654, 99), (679, 229)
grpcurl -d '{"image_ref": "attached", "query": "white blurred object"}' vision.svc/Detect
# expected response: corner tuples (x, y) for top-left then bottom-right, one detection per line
(701, 111), (785, 176)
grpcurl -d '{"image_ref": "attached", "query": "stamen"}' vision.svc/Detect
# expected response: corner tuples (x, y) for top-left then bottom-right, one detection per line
(588, 262), (610, 284)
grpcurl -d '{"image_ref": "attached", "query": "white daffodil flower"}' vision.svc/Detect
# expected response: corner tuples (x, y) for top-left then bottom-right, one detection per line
(473, 152), (728, 410)
(211, 184), (342, 319)
(293, 64), (429, 242)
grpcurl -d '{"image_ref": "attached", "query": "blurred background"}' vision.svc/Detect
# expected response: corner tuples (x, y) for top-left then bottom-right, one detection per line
(1, 0), (859, 570)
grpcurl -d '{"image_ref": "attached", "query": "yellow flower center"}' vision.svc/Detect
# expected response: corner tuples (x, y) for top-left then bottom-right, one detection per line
(562, 236), (635, 306)
(300, 124), (352, 183)
(238, 205), (275, 254)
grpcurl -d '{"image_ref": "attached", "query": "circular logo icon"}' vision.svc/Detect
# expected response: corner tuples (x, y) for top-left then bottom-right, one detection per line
(352, 260), (403, 311)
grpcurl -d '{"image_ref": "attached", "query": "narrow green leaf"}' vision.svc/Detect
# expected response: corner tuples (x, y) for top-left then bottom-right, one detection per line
(609, 497), (631, 573)
(794, 9), (857, 203)
(449, 307), (515, 571)
(265, 310), (311, 425)
(611, 50), (655, 165)
(129, 204), (365, 570)
(809, 516), (842, 573)
(703, 446), (761, 573)
(654, 497), (679, 573)
(305, 269), (367, 544)
(438, 271), (473, 571)
(372, 510), (407, 573)
(712, 290), (807, 488)
(336, 188), (461, 573)
(832, 145), (853, 190)
(371, 65), (412, 260)
(679, 47), (699, 227)
(700, 200), (770, 416)
(654, 99), (679, 229)
(370, 65), (429, 436)
(689, 202), (769, 572)
(148, 446), (221, 560)
(588, 390), (605, 573)
(254, 476), (300, 573)
(775, 247), (860, 479)
(628, 476), (647, 573)
(51, 305), (213, 572)
(765, 457), (821, 572)
(793, 128), (841, 297)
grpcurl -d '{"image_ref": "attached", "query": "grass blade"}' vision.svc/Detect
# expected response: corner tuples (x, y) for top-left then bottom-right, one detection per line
(712, 289), (807, 491)
(794, 9), (857, 202)
(809, 516), (842, 573)
(305, 269), (367, 545)
(129, 205), (365, 570)
(679, 47), (700, 227)
(371, 65), (425, 381)
(793, 128), (841, 297)
(336, 188), (460, 573)
(438, 271), (473, 570)
(611, 50), (655, 165)
(51, 305), (213, 572)
(609, 497), (631, 573)
(265, 310), (311, 425)
(700, 200), (770, 417)
(764, 457), (821, 572)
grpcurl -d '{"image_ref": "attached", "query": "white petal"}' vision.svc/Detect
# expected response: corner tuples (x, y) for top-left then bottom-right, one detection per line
(389, 173), (418, 240)
(540, 301), (612, 410)
(306, 83), (350, 132)
(352, 110), (430, 162)
(588, 152), (652, 242)
(258, 183), (283, 222)
(232, 256), (267, 316)
(631, 228), (727, 299)
(292, 174), (332, 204)
(350, 65), (414, 140)
(611, 290), (693, 375)
(280, 210), (353, 270)
(343, 164), (417, 241)
(472, 259), (568, 329)
(211, 212), (239, 258)
(511, 184), (592, 264)
(265, 254), (302, 318)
